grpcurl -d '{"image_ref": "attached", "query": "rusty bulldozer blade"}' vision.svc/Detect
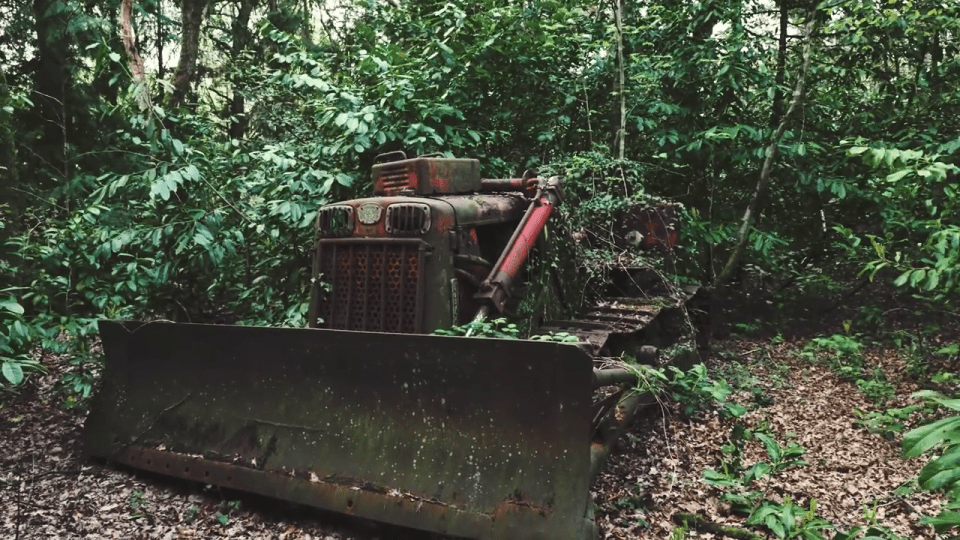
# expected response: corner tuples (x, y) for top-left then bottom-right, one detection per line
(85, 321), (598, 540)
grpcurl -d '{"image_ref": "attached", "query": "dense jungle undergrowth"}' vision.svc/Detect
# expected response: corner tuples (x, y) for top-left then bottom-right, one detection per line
(3, 0), (960, 537)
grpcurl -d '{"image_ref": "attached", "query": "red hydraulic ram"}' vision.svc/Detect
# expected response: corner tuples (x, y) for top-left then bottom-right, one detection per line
(473, 176), (563, 318)
(479, 177), (539, 195)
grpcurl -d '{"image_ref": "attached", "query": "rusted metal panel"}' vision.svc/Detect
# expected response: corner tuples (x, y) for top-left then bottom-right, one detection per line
(85, 321), (598, 540)
(613, 204), (680, 251)
(113, 446), (497, 538)
(315, 197), (460, 240)
(442, 194), (528, 228)
(536, 289), (697, 356)
(372, 157), (481, 196)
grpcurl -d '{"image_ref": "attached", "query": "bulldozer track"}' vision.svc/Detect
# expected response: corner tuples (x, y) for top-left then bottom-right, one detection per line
(537, 285), (702, 357)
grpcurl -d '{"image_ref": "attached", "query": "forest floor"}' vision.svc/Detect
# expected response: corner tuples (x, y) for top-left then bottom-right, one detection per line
(594, 331), (955, 539)
(1, 319), (958, 539)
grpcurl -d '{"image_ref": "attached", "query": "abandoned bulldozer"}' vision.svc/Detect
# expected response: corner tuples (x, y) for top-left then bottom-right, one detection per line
(84, 152), (705, 540)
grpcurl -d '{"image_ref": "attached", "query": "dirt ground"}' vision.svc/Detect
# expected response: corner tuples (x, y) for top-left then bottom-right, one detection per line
(1, 327), (956, 539)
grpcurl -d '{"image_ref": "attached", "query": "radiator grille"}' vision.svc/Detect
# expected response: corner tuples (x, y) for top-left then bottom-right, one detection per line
(317, 240), (424, 333)
(374, 163), (411, 194)
(385, 203), (431, 235)
(316, 205), (354, 237)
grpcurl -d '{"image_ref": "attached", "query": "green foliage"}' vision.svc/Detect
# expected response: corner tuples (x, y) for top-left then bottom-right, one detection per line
(854, 404), (924, 440)
(855, 372), (896, 406)
(746, 498), (833, 540)
(2, 4), (960, 540)
(754, 432), (807, 473)
(435, 318), (520, 339)
(805, 333), (863, 360)
(127, 490), (154, 523)
(803, 334), (900, 405)
(57, 332), (101, 406)
(215, 499), (242, 526)
(702, 420), (917, 539)
(182, 505), (200, 524)
(704, 423), (811, 536)
(435, 317), (581, 343)
(0, 0), (957, 409)
(624, 362), (745, 420)
(538, 152), (696, 296)
(528, 332), (581, 343)
(842, 145), (959, 300)
(703, 410), (915, 540)
(705, 427), (805, 492)
(718, 359), (777, 408)
(0, 293), (45, 387)
(732, 322), (761, 336)
(902, 390), (960, 531)
(803, 334), (864, 381)
(665, 363), (745, 419)
(598, 476), (653, 529)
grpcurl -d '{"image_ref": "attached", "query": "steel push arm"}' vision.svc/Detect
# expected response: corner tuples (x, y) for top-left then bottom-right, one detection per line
(471, 176), (563, 322)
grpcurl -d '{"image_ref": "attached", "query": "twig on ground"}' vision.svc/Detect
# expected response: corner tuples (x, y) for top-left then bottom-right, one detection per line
(673, 512), (764, 540)
(14, 468), (21, 540)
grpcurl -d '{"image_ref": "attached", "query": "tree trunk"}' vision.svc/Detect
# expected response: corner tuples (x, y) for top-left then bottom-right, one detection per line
(120, 0), (151, 111)
(170, 0), (208, 108)
(298, 0), (311, 45)
(714, 14), (819, 288)
(157, 0), (164, 79)
(930, 32), (941, 86)
(228, 0), (257, 139)
(770, 0), (788, 127)
(613, 0), (626, 160)
(32, 0), (71, 184)
(0, 68), (20, 209)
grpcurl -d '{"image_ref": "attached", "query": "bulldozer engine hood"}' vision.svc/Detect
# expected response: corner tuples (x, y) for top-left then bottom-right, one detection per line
(315, 194), (528, 239)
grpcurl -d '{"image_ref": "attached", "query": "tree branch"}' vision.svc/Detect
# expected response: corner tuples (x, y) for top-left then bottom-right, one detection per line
(120, 0), (151, 111)
(714, 14), (819, 288)
(613, 0), (626, 160)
